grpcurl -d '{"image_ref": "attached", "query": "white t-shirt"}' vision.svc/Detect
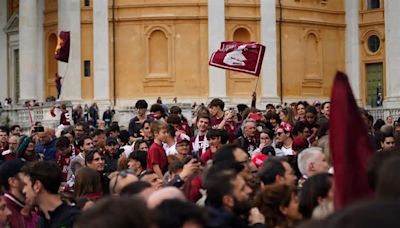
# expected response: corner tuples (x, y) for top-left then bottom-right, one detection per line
(281, 146), (293, 156)
(122, 144), (134, 157)
(165, 144), (177, 156)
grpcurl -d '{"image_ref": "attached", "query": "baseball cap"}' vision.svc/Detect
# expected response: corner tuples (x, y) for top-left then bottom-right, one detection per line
(292, 136), (309, 152)
(0, 159), (26, 187)
(248, 113), (262, 121)
(176, 134), (190, 144)
(280, 122), (293, 133)
(251, 154), (268, 168)
(106, 137), (118, 145)
(313, 100), (321, 106)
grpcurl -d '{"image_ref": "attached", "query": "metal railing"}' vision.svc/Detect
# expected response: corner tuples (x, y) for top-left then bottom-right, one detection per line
(2, 102), (396, 131)
(0, 102), (73, 131)
(365, 108), (400, 122)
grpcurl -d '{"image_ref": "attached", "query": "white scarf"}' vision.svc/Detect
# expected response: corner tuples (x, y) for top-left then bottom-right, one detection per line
(192, 132), (208, 155)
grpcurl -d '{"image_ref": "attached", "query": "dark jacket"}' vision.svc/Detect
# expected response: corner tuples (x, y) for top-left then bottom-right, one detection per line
(35, 138), (57, 161)
(206, 206), (264, 228)
(38, 202), (79, 228)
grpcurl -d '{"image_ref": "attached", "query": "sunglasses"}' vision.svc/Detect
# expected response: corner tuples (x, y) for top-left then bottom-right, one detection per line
(276, 132), (284, 136)
(112, 169), (135, 194)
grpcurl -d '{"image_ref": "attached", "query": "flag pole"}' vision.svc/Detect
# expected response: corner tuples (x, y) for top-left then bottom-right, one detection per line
(253, 76), (260, 93)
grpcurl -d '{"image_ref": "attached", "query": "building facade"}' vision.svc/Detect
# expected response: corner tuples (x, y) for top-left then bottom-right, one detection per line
(0, 0), (398, 108)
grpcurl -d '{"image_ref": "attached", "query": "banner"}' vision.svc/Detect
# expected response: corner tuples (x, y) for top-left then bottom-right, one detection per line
(330, 71), (374, 209)
(209, 42), (266, 76)
(55, 31), (70, 63)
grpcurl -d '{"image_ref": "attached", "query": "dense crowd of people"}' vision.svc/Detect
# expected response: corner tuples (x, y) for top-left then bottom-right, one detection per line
(0, 96), (400, 228)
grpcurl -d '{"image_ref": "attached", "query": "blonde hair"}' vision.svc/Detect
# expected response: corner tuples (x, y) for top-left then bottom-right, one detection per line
(150, 120), (168, 134)
(280, 107), (296, 127)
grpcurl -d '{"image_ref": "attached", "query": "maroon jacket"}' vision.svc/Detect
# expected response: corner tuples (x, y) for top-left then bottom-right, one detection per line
(4, 193), (39, 228)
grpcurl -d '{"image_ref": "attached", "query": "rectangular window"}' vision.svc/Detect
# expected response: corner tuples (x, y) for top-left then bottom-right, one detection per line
(84, 60), (90, 77)
(84, 0), (90, 7)
(367, 0), (380, 10)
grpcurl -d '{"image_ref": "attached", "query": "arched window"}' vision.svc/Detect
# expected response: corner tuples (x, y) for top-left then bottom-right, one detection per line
(233, 28), (251, 42)
(305, 33), (321, 79)
(149, 30), (168, 74)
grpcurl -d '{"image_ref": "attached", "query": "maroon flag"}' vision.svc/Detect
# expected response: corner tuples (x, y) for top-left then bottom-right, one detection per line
(330, 71), (373, 209)
(209, 42), (266, 76)
(54, 31), (70, 63)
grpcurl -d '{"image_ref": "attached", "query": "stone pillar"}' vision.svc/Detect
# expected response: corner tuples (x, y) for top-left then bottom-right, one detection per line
(260, 0), (280, 105)
(345, 0), (360, 100)
(58, 0), (81, 101)
(208, 0), (226, 99)
(19, 0), (38, 101)
(93, 0), (110, 103)
(36, 0), (45, 101)
(0, 1), (7, 100)
(384, 0), (400, 107)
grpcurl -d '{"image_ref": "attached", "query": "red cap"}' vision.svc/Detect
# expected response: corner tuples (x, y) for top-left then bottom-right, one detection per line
(292, 136), (309, 152)
(248, 113), (262, 121)
(280, 122), (293, 133)
(176, 134), (190, 144)
(251, 153), (268, 168)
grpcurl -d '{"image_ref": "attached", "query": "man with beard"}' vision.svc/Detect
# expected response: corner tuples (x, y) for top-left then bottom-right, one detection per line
(0, 196), (12, 227)
(205, 168), (265, 228)
(0, 159), (39, 227)
(35, 128), (57, 161)
(21, 161), (79, 227)
(70, 136), (94, 176)
(92, 129), (107, 153)
(212, 144), (255, 187)
(2, 135), (19, 161)
(104, 137), (122, 173)
(10, 125), (21, 137)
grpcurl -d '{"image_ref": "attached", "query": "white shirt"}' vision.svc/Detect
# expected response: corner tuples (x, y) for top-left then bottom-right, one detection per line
(122, 144), (134, 157)
(281, 146), (293, 156)
(165, 144), (177, 156)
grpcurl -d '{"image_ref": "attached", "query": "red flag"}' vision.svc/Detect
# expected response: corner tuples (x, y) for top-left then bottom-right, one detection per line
(330, 71), (373, 209)
(209, 41), (266, 76)
(54, 31), (70, 63)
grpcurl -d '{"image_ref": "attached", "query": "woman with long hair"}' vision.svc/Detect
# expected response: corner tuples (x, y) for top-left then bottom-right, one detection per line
(299, 173), (334, 219)
(279, 107), (296, 128)
(74, 167), (103, 201)
(255, 184), (302, 227)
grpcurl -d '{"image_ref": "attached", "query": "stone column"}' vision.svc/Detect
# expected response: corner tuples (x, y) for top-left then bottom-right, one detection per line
(208, 0), (226, 99)
(345, 0), (360, 100)
(93, 0), (110, 103)
(0, 0), (7, 100)
(19, 0), (39, 101)
(58, 0), (81, 101)
(384, 0), (400, 107)
(260, 0), (280, 105)
(36, 0), (45, 101)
